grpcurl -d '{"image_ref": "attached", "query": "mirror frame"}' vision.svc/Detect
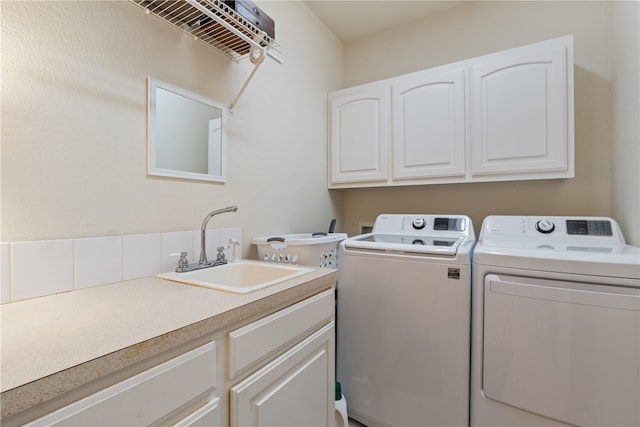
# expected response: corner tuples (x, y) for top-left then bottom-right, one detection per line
(147, 77), (227, 183)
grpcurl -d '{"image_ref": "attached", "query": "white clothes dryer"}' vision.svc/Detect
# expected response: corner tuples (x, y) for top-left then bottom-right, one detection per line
(471, 215), (640, 427)
(337, 214), (475, 427)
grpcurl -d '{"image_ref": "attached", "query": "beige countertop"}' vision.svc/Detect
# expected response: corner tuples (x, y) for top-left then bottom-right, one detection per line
(0, 265), (338, 421)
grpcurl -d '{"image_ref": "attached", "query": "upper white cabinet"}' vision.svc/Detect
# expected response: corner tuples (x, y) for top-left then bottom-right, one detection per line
(329, 85), (390, 184)
(328, 35), (574, 189)
(469, 40), (573, 178)
(392, 66), (466, 180)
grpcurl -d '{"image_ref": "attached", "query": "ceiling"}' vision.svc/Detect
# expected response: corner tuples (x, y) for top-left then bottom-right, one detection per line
(304, 1), (467, 43)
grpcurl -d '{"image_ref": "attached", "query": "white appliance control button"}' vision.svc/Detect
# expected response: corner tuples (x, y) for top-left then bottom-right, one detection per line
(412, 217), (426, 230)
(535, 219), (556, 234)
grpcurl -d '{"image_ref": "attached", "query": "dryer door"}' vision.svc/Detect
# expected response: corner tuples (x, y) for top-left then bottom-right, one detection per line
(483, 274), (640, 427)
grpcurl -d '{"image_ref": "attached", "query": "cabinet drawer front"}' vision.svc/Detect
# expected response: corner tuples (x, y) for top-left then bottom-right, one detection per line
(28, 342), (217, 426)
(228, 289), (334, 378)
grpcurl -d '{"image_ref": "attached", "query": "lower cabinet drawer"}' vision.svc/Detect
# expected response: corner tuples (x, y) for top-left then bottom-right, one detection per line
(228, 289), (334, 378)
(27, 342), (217, 426)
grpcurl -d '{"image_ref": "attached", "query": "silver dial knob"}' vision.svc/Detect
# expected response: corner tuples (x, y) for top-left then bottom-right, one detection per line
(412, 217), (426, 230)
(535, 219), (555, 234)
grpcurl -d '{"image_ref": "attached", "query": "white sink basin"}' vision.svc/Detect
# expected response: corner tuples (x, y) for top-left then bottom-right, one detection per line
(156, 260), (314, 294)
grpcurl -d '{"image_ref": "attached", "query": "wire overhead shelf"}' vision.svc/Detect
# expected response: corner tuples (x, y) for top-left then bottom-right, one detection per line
(131, 0), (283, 112)
(130, 0), (283, 64)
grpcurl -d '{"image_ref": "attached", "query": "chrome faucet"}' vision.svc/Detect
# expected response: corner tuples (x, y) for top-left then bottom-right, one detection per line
(200, 205), (238, 264)
(174, 205), (238, 273)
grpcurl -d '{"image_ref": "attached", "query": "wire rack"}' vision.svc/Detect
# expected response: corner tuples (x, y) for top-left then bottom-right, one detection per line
(130, 0), (283, 63)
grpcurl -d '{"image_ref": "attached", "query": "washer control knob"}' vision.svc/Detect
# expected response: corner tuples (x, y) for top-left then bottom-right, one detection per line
(535, 219), (555, 234)
(412, 217), (426, 230)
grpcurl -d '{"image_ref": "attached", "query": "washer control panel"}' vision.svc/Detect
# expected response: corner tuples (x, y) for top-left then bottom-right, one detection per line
(372, 214), (471, 236)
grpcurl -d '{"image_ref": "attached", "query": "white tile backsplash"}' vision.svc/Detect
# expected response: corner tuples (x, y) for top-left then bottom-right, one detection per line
(1, 243), (10, 303)
(161, 231), (195, 273)
(74, 236), (123, 290)
(123, 233), (162, 280)
(3, 227), (240, 303)
(11, 239), (74, 301)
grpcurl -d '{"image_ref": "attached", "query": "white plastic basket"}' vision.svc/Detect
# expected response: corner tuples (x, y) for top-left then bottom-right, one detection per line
(252, 233), (348, 268)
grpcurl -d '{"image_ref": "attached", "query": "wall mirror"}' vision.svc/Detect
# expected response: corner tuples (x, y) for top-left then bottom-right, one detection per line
(148, 77), (227, 182)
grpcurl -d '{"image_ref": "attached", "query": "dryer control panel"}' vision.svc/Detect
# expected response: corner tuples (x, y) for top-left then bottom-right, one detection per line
(481, 215), (625, 243)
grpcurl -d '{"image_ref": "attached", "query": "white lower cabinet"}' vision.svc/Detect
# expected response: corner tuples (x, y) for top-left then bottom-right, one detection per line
(27, 342), (218, 426)
(230, 323), (335, 427)
(23, 288), (336, 427)
(227, 289), (336, 427)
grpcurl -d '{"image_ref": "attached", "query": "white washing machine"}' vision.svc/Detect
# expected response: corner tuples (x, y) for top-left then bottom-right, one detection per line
(337, 214), (475, 427)
(471, 215), (640, 427)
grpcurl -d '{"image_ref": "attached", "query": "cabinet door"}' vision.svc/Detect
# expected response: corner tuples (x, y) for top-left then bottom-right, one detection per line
(230, 322), (335, 427)
(329, 86), (390, 185)
(469, 36), (573, 179)
(392, 67), (465, 180)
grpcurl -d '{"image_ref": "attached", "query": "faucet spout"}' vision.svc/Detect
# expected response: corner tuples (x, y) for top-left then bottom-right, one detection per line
(200, 205), (238, 264)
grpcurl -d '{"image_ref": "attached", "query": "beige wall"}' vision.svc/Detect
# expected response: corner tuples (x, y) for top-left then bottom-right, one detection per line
(340, 1), (640, 244)
(611, 1), (640, 246)
(1, 1), (344, 256)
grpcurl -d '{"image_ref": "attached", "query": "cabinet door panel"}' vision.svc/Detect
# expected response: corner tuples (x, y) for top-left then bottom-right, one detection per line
(392, 68), (465, 179)
(329, 86), (389, 184)
(230, 322), (335, 427)
(470, 43), (572, 177)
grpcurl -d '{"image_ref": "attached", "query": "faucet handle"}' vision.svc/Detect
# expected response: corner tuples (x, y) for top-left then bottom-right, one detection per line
(216, 246), (226, 262)
(171, 252), (189, 272)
